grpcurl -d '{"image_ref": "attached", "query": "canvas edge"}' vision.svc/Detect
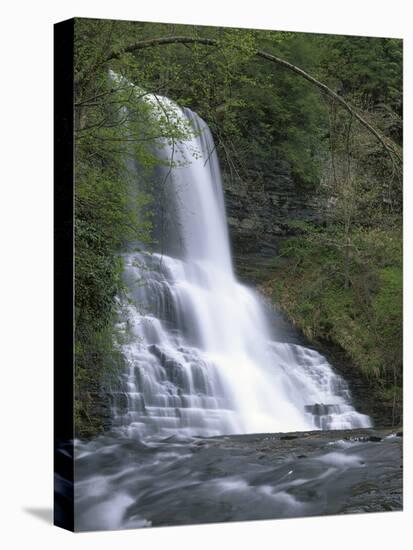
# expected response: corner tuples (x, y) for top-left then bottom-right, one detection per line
(53, 17), (75, 532)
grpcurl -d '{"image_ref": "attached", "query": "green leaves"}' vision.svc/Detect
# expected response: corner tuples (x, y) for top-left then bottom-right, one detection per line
(266, 226), (402, 413)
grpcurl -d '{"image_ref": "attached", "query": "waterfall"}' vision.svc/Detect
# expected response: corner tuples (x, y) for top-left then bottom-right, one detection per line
(111, 96), (371, 438)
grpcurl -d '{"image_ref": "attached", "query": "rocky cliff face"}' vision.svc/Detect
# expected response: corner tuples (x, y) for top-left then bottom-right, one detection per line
(222, 161), (323, 281)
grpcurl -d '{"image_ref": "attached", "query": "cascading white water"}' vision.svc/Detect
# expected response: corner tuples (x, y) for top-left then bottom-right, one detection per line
(111, 95), (371, 438)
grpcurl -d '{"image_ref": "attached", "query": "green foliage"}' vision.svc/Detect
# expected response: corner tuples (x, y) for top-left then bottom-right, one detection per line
(318, 36), (402, 123)
(78, 20), (329, 188)
(266, 226), (402, 415)
(74, 324), (126, 438)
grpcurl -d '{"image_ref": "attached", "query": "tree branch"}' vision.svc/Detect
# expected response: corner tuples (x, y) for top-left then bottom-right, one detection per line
(82, 34), (401, 168)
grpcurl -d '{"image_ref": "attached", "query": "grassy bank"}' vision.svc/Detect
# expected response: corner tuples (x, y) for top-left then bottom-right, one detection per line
(261, 225), (402, 424)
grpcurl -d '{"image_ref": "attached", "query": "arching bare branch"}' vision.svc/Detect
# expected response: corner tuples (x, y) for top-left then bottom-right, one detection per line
(77, 34), (401, 169)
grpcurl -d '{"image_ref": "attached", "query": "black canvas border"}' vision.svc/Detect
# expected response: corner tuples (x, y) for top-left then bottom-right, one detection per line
(54, 17), (75, 532)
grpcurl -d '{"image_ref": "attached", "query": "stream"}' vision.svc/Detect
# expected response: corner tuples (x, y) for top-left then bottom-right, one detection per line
(72, 429), (402, 531)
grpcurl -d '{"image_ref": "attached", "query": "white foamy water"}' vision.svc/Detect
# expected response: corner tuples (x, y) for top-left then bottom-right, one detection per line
(110, 92), (371, 437)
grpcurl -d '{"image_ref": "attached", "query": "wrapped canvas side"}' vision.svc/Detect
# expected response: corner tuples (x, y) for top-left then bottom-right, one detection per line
(54, 18), (75, 532)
